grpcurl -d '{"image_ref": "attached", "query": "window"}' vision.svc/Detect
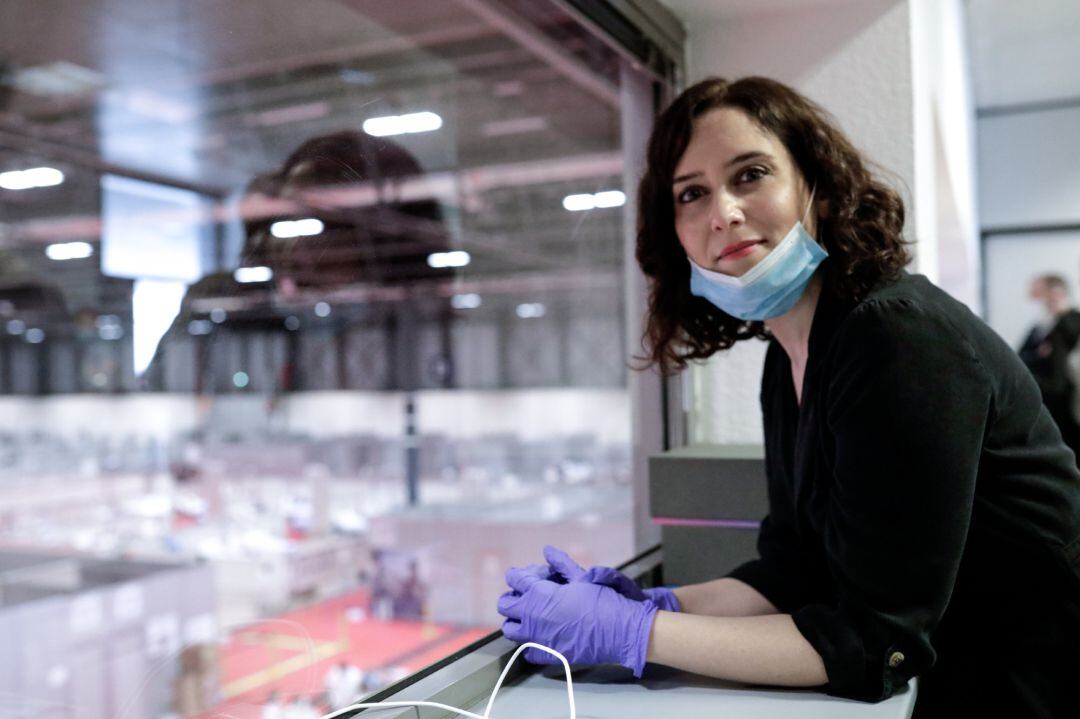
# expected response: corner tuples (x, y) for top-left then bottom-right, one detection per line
(0, 1), (678, 717)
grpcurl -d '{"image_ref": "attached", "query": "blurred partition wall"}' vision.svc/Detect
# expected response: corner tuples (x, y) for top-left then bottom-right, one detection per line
(0, 0), (681, 716)
(969, 3), (1080, 345)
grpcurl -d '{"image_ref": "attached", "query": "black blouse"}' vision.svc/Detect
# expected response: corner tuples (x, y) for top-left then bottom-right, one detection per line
(727, 272), (1080, 718)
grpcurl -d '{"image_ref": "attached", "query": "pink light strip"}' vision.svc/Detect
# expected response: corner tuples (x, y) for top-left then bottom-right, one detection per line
(651, 517), (761, 530)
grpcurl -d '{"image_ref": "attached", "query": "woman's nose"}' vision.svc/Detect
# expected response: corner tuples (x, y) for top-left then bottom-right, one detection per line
(710, 192), (744, 232)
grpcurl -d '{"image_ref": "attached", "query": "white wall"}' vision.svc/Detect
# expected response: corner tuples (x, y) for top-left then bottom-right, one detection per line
(965, 0), (1080, 109)
(0, 394), (202, 442)
(910, 0), (981, 310)
(978, 106), (1080, 230)
(0, 389), (631, 444)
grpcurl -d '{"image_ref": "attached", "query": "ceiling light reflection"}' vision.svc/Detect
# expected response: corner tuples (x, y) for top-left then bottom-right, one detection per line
(363, 111), (443, 137)
(0, 166), (65, 190)
(270, 218), (323, 238)
(45, 241), (93, 260)
(427, 250), (471, 268)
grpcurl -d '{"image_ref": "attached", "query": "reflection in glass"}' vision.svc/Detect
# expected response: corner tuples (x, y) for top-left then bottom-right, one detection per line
(0, 0), (651, 716)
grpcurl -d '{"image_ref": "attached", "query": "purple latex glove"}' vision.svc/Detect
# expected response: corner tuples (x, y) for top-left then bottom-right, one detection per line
(498, 567), (657, 677)
(542, 545), (681, 613)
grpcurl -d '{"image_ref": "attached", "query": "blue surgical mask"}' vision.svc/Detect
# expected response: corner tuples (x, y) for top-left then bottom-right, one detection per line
(687, 199), (828, 321)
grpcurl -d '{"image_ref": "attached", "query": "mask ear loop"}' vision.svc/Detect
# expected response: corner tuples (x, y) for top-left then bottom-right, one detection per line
(800, 185), (817, 229)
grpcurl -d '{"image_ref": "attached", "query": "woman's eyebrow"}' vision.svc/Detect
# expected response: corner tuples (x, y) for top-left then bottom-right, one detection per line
(725, 151), (771, 168)
(673, 151), (774, 186)
(672, 171), (700, 186)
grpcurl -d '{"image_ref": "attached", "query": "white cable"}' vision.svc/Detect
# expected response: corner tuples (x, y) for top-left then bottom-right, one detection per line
(319, 642), (575, 719)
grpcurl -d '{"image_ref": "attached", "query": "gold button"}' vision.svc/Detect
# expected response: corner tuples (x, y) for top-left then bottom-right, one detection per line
(888, 651), (905, 668)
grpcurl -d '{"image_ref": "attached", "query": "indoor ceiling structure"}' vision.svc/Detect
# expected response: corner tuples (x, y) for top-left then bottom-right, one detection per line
(0, 0), (634, 323)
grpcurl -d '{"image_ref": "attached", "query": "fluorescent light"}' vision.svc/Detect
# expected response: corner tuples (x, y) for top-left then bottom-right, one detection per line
(270, 218), (323, 238)
(562, 194), (595, 212)
(516, 302), (546, 319)
(6, 319), (25, 335)
(481, 116), (547, 137)
(252, 101), (330, 127)
(427, 250), (471, 268)
(593, 190), (626, 208)
(209, 308), (227, 323)
(314, 302), (331, 318)
(284, 316), (301, 331)
(0, 166), (64, 190)
(25, 328), (46, 344)
(451, 293), (482, 309)
(98, 325), (123, 341)
(234, 266), (273, 283)
(187, 320), (213, 336)
(562, 189), (625, 212)
(97, 315), (123, 341)
(232, 371), (250, 389)
(45, 241), (93, 260)
(11, 61), (106, 98)
(363, 111), (443, 137)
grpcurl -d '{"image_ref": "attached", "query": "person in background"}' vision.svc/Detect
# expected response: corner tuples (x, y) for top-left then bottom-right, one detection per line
(497, 76), (1080, 719)
(283, 694), (318, 719)
(392, 559), (427, 621)
(324, 659), (364, 709)
(1019, 273), (1080, 459)
(259, 690), (285, 719)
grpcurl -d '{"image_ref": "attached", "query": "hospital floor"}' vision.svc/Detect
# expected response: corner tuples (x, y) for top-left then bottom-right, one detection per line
(197, 587), (494, 718)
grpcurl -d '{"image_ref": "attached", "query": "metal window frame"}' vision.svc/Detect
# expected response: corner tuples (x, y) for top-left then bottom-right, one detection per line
(556, 0), (686, 86)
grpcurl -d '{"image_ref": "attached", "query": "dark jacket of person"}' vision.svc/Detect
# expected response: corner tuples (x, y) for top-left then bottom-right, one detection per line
(1019, 308), (1080, 458)
(729, 271), (1080, 719)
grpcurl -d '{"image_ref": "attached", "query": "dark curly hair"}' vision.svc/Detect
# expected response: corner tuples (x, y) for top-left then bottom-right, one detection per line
(636, 77), (910, 374)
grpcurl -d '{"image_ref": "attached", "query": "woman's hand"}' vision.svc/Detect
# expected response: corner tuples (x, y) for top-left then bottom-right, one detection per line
(539, 545), (682, 612)
(498, 566), (658, 677)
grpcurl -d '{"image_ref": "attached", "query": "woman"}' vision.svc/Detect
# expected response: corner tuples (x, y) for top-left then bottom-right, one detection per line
(497, 77), (1080, 718)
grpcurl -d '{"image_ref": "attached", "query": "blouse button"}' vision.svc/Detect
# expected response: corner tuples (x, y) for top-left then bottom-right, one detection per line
(888, 651), (905, 668)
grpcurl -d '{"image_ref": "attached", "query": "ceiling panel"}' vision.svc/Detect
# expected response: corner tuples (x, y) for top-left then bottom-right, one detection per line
(965, 0), (1080, 109)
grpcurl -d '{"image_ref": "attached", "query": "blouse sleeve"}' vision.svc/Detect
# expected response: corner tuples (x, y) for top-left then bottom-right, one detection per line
(791, 298), (992, 701)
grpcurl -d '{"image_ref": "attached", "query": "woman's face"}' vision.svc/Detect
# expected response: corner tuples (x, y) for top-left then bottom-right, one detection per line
(672, 107), (815, 277)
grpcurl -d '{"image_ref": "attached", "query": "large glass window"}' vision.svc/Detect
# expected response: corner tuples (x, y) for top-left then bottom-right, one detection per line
(0, 1), (673, 717)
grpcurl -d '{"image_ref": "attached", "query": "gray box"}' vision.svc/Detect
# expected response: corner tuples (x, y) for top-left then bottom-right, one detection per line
(662, 526), (762, 584)
(648, 445), (767, 585)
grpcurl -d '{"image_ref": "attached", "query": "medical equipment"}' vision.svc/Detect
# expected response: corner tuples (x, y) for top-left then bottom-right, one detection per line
(318, 642), (575, 719)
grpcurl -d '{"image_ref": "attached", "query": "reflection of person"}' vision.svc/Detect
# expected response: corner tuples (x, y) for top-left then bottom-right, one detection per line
(1019, 274), (1080, 457)
(146, 130), (455, 505)
(498, 77), (1080, 718)
(144, 129), (455, 394)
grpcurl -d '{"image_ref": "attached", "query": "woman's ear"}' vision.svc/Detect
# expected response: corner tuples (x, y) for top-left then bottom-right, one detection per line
(816, 198), (830, 219)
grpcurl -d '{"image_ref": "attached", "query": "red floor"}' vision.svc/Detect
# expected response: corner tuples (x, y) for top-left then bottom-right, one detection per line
(198, 587), (495, 718)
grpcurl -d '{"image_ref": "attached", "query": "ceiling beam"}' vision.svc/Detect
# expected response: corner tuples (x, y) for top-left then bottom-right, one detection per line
(450, 0), (620, 109)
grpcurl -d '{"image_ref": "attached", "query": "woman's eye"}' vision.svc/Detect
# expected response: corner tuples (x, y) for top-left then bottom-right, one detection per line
(675, 186), (704, 204)
(736, 166), (768, 184)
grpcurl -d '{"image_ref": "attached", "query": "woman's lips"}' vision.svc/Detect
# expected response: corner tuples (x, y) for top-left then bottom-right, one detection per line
(719, 240), (764, 260)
